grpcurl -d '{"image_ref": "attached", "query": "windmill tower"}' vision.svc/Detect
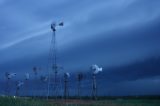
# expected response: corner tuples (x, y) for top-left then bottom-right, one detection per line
(47, 21), (64, 99)
(40, 75), (48, 97)
(33, 67), (38, 80)
(25, 73), (29, 96)
(5, 72), (16, 96)
(64, 72), (70, 100)
(16, 81), (24, 96)
(91, 65), (102, 100)
(77, 73), (83, 99)
(33, 66), (40, 97)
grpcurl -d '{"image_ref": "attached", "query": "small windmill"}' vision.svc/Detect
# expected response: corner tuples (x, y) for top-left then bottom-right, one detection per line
(64, 72), (70, 100)
(91, 64), (102, 100)
(16, 81), (24, 96)
(25, 73), (30, 96)
(5, 72), (16, 96)
(33, 67), (38, 79)
(40, 75), (48, 97)
(77, 73), (84, 99)
(33, 66), (41, 97)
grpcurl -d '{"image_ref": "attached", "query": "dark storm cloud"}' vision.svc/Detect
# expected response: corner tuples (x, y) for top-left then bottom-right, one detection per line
(0, 0), (160, 95)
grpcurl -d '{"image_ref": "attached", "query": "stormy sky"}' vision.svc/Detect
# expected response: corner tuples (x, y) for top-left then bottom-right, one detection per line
(0, 0), (160, 96)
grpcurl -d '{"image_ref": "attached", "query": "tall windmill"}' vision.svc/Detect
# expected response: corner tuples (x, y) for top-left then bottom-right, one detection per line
(25, 73), (30, 96)
(91, 64), (102, 100)
(5, 72), (16, 96)
(64, 72), (70, 100)
(77, 73), (83, 99)
(16, 81), (24, 96)
(47, 21), (64, 99)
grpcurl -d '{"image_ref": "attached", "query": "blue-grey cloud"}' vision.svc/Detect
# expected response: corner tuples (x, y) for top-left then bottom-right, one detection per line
(1, 0), (160, 96)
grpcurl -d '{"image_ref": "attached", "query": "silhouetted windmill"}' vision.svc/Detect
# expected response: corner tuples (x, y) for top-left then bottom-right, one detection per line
(77, 73), (84, 99)
(33, 67), (38, 79)
(5, 72), (16, 96)
(33, 66), (41, 97)
(16, 81), (24, 96)
(25, 73), (29, 96)
(40, 75), (48, 97)
(91, 64), (102, 100)
(47, 21), (64, 100)
(64, 72), (70, 100)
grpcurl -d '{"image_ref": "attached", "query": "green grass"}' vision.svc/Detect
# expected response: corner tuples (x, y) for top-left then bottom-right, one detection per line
(0, 97), (52, 106)
(95, 99), (160, 106)
(0, 97), (160, 106)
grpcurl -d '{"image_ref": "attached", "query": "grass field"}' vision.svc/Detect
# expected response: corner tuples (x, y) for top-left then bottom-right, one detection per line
(0, 96), (160, 106)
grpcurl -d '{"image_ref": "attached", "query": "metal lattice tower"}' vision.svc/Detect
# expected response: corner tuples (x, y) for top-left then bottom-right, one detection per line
(25, 73), (29, 96)
(64, 72), (70, 100)
(5, 72), (10, 96)
(91, 65), (102, 100)
(33, 66), (38, 97)
(5, 72), (16, 96)
(77, 73), (83, 99)
(92, 73), (97, 100)
(16, 81), (24, 96)
(40, 75), (48, 98)
(47, 22), (63, 100)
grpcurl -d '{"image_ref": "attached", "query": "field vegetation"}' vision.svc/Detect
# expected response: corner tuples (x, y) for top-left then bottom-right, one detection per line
(0, 96), (160, 106)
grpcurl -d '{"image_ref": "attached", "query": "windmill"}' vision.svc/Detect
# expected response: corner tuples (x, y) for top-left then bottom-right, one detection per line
(64, 72), (70, 100)
(91, 64), (102, 100)
(40, 75), (48, 97)
(33, 67), (38, 79)
(47, 21), (64, 100)
(25, 73), (29, 96)
(77, 73), (84, 99)
(16, 81), (24, 96)
(5, 72), (16, 96)
(33, 66), (41, 97)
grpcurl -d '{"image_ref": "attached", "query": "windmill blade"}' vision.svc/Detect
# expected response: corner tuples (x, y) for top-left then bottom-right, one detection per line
(11, 73), (16, 76)
(59, 22), (64, 26)
(64, 72), (70, 78)
(91, 64), (103, 74)
(17, 81), (24, 87)
(6, 73), (16, 79)
(51, 22), (56, 31)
